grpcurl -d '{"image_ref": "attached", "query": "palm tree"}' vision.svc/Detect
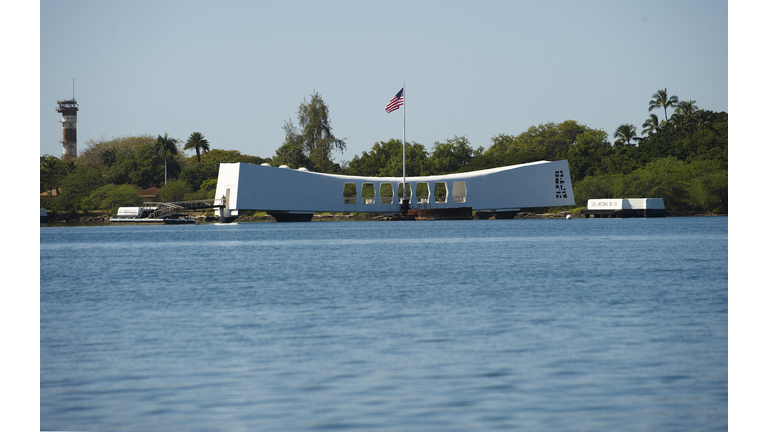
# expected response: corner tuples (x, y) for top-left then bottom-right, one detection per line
(675, 100), (698, 118)
(642, 113), (662, 137)
(64, 160), (78, 175)
(694, 109), (719, 136)
(648, 88), (679, 123)
(668, 112), (695, 140)
(102, 149), (117, 169)
(41, 156), (58, 195)
(154, 132), (178, 185)
(184, 132), (210, 163)
(613, 123), (638, 146)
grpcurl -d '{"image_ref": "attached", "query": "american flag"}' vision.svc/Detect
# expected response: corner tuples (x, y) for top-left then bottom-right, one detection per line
(385, 88), (404, 113)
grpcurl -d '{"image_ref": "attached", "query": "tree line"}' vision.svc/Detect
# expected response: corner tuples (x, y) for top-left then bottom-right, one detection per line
(40, 89), (727, 216)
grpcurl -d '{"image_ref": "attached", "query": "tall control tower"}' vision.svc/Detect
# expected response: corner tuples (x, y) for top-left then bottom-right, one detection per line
(56, 98), (79, 159)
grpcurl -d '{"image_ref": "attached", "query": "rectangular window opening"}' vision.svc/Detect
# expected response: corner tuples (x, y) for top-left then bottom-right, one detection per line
(379, 183), (394, 204)
(416, 182), (430, 205)
(361, 183), (376, 204)
(453, 181), (467, 203)
(343, 183), (357, 204)
(434, 182), (448, 204)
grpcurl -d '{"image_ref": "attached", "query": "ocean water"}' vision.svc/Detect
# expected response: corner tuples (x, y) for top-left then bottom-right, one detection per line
(40, 217), (728, 431)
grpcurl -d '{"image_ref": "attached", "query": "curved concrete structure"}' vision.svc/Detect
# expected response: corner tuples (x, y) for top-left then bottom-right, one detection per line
(214, 160), (574, 219)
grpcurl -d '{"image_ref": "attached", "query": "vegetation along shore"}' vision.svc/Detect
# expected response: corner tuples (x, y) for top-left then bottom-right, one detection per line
(41, 89), (727, 222)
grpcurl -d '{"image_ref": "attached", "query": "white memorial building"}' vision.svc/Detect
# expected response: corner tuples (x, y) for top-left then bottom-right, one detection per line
(214, 159), (575, 222)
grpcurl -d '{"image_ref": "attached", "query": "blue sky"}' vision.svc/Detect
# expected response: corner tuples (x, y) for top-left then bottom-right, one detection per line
(36, 0), (729, 162)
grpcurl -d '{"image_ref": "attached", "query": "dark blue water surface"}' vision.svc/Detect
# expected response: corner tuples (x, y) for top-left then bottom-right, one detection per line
(40, 217), (728, 431)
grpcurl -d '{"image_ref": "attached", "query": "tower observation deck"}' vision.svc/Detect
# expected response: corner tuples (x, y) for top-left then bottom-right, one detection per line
(56, 99), (79, 159)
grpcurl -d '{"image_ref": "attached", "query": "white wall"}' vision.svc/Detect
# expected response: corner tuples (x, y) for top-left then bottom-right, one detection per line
(215, 160), (575, 213)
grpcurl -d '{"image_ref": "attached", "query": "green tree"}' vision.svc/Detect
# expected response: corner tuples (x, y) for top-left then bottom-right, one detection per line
(282, 92), (346, 173)
(179, 162), (219, 191)
(573, 174), (618, 207)
(56, 166), (105, 214)
(603, 141), (641, 175)
(154, 132), (179, 185)
(688, 164), (728, 213)
(160, 179), (191, 202)
(198, 148), (269, 165)
(63, 160), (78, 175)
(347, 139), (429, 177)
(675, 100), (698, 117)
(82, 184), (142, 215)
(101, 149), (118, 171)
(669, 100), (700, 139)
(184, 132), (210, 163)
(347, 140), (403, 177)
(613, 124), (638, 146)
(396, 141), (430, 177)
(641, 113), (662, 137)
(40, 155), (60, 194)
(461, 121), (591, 172)
(613, 157), (690, 211)
(429, 136), (475, 175)
(77, 134), (156, 172)
(692, 109), (722, 137)
(566, 129), (612, 182)
(185, 178), (218, 201)
(499, 121), (583, 161)
(104, 143), (182, 189)
(648, 88), (679, 123)
(273, 141), (311, 169)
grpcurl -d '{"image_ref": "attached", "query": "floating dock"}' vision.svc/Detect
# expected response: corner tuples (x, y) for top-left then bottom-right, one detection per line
(110, 200), (223, 224)
(110, 218), (196, 224)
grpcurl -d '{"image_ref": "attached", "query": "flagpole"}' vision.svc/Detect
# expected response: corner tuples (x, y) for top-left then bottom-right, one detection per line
(402, 82), (406, 210)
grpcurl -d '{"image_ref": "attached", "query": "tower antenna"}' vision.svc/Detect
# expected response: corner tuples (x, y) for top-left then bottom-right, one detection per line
(72, 78), (75, 100)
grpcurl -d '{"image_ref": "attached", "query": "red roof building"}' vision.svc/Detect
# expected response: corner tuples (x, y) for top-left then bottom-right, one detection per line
(138, 187), (161, 203)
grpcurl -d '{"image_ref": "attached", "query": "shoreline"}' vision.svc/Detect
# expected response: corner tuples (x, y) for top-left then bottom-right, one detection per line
(42, 211), (727, 224)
